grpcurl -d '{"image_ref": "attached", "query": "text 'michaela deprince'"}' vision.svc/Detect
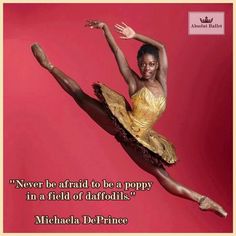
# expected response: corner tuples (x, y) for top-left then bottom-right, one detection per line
(31, 20), (227, 217)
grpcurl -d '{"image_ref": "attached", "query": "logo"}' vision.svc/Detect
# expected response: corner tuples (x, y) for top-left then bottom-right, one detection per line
(200, 16), (213, 23)
(188, 12), (224, 35)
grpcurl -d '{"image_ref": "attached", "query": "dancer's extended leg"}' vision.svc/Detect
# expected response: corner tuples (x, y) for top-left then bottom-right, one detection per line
(120, 142), (227, 218)
(154, 166), (227, 217)
(31, 43), (116, 135)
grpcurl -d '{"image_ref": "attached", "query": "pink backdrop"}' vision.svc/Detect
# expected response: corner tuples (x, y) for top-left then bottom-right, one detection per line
(4, 3), (232, 233)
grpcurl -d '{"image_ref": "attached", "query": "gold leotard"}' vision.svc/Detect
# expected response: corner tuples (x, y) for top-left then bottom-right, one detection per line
(94, 83), (177, 165)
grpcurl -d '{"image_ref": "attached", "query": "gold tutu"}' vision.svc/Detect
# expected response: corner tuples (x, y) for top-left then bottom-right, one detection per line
(94, 83), (177, 165)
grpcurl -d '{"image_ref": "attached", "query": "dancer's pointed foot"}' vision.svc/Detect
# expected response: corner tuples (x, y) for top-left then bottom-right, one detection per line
(199, 196), (227, 217)
(31, 43), (54, 71)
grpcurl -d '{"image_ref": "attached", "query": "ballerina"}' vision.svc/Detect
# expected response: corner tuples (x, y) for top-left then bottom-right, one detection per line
(31, 20), (227, 217)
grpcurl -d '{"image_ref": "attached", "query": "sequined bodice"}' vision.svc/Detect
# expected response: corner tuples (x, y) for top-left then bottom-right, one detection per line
(129, 87), (166, 130)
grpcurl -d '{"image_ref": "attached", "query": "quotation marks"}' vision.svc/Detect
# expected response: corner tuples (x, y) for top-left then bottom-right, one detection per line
(130, 192), (136, 196)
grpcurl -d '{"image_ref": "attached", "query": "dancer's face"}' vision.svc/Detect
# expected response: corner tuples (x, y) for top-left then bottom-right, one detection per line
(138, 54), (159, 80)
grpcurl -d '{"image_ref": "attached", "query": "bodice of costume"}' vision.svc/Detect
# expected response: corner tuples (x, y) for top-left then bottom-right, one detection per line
(129, 87), (166, 136)
(98, 83), (176, 164)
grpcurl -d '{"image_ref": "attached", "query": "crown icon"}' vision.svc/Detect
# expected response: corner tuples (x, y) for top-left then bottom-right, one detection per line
(200, 16), (213, 23)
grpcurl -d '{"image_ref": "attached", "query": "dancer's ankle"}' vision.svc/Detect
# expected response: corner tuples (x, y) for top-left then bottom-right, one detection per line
(199, 195), (206, 204)
(47, 63), (54, 72)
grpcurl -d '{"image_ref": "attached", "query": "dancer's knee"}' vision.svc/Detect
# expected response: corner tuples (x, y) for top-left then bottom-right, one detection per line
(72, 87), (86, 104)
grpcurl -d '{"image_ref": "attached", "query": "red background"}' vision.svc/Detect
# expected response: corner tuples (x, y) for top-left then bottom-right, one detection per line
(4, 3), (232, 233)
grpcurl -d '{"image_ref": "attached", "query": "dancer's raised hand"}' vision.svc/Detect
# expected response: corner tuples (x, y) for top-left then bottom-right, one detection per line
(85, 19), (106, 29)
(115, 22), (136, 39)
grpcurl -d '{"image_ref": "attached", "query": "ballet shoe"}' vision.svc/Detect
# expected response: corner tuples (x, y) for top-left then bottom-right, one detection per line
(199, 196), (227, 218)
(31, 43), (54, 71)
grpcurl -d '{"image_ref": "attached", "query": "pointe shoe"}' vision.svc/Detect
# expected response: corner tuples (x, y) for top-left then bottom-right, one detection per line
(199, 196), (228, 218)
(31, 43), (54, 71)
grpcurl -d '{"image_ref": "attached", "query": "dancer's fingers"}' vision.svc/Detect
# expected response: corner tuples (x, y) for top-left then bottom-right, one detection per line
(115, 24), (124, 30)
(121, 21), (128, 27)
(115, 29), (123, 34)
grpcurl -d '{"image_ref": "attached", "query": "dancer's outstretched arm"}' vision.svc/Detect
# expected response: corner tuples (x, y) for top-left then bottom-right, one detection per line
(85, 20), (138, 95)
(115, 22), (168, 94)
